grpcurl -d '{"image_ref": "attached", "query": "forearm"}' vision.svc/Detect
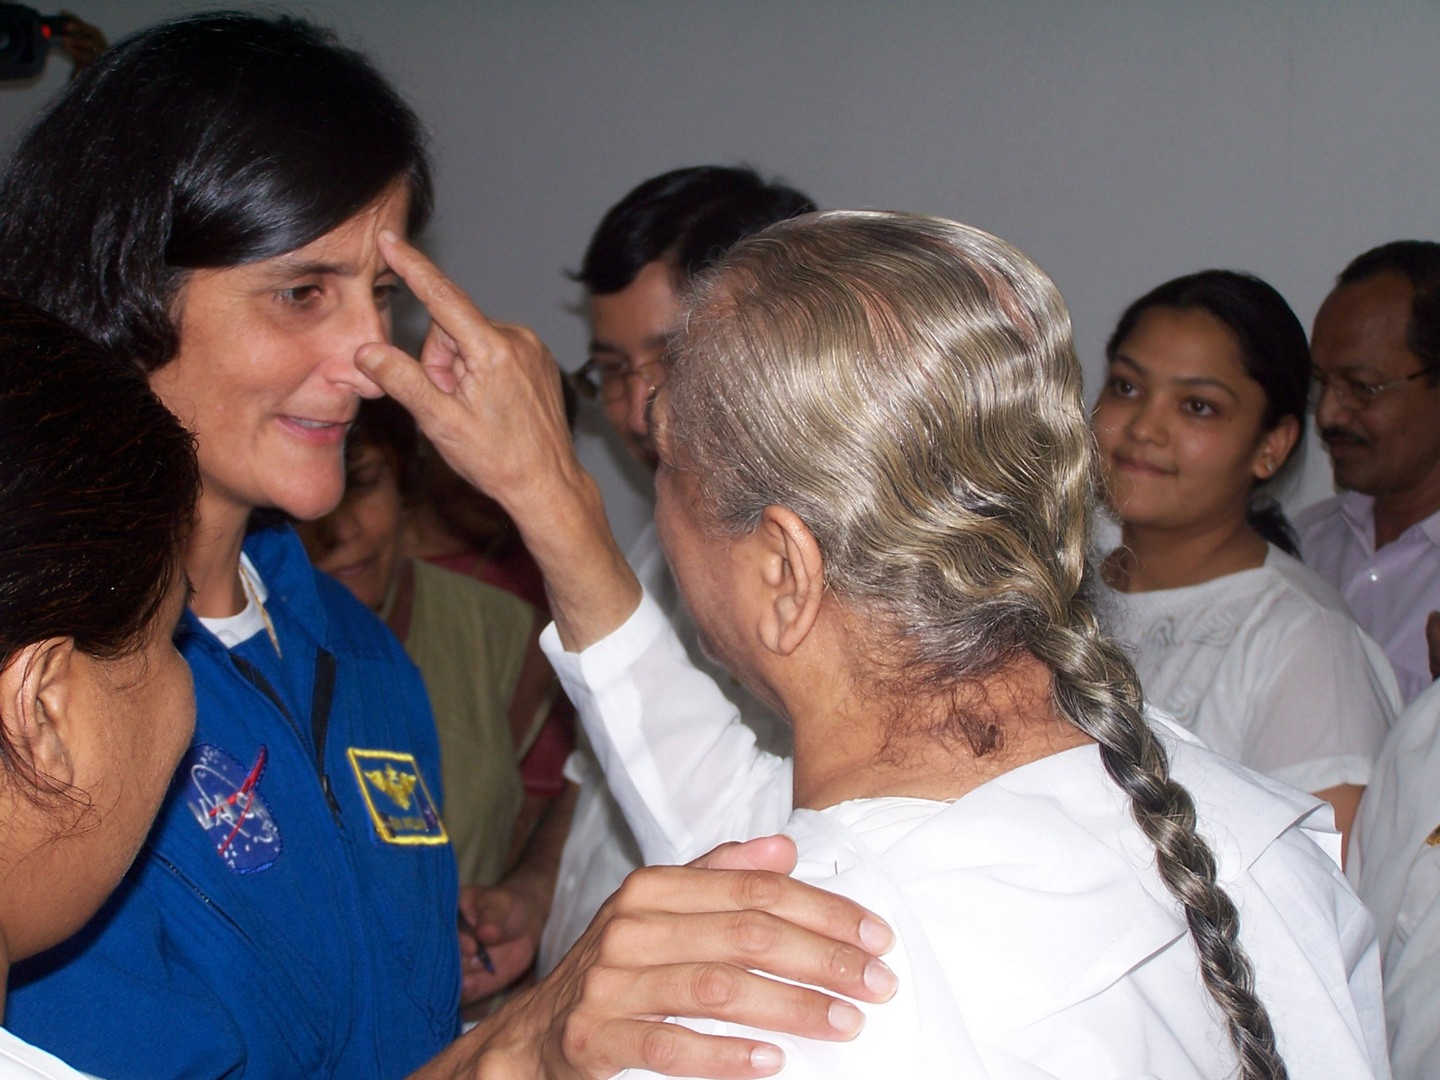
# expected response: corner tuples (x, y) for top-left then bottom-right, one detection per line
(504, 464), (641, 653)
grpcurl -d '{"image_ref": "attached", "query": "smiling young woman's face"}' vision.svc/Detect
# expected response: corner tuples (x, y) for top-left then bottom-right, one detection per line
(150, 182), (410, 525)
(1092, 306), (1283, 533)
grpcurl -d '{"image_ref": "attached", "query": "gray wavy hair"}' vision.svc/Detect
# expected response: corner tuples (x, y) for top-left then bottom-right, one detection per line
(668, 210), (1287, 1079)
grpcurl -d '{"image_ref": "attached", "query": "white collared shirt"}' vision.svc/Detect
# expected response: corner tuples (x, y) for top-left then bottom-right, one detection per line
(1297, 491), (1440, 704)
(540, 596), (1389, 1078)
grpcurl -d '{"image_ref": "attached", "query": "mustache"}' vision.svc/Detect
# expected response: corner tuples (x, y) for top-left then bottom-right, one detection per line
(1320, 426), (1370, 448)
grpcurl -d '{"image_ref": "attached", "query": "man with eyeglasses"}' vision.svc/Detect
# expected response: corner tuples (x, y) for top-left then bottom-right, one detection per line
(536, 166), (816, 973)
(1297, 240), (1440, 704)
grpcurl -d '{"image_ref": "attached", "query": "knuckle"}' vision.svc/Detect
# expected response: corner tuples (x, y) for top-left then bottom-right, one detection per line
(558, 1013), (594, 1066)
(594, 913), (641, 965)
(730, 909), (779, 956)
(734, 868), (783, 910)
(612, 867), (650, 910)
(690, 961), (740, 1009)
(638, 1023), (682, 1071)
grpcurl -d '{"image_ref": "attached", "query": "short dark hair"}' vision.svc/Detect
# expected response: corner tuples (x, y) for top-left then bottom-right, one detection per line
(574, 165), (816, 295)
(1107, 270), (1310, 554)
(0, 297), (198, 787)
(0, 12), (432, 373)
(1336, 240), (1440, 373)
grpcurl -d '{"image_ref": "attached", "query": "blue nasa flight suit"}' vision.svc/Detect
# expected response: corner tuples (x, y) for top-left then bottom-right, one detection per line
(8, 525), (461, 1077)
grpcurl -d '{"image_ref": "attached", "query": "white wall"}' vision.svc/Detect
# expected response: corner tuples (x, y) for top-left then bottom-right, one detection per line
(3, 1), (1437, 546)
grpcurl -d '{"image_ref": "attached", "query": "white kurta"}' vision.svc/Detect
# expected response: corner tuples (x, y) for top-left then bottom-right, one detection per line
(1101, 545), (1398, 793)
(536, 525), (788, 973)
(0, 1029), (94, 1080)
(540, 595), (1389, 1079)
(1350, 678), (1440, 1078)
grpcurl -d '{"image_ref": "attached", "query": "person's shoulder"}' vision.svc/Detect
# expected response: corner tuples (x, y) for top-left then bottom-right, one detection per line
(1293, 492), (1348, 533)
(1259, 545), (1354, 618)
(1156, 712), (1340, 870)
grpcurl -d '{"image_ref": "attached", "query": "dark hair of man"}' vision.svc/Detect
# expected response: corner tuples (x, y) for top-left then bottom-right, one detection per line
(1106, 270), (1310, 554)
(573, 165), (816, 295)
(0, 297), (199, 791)
(0, 12), (432, 373)
(1336, 240), (1440, 376)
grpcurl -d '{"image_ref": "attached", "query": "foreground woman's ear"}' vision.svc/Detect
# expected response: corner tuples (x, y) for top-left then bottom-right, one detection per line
(0, 638), (80, 790)
(1251, 414), (1301, 481)
(756, 505), (826, 657)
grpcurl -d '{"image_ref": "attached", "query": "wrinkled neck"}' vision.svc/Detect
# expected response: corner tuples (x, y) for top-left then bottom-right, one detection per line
(786, 651), (1092, 810)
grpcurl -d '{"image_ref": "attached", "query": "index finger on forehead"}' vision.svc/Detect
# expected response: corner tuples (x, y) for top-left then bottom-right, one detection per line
(378, 231), (492, 332)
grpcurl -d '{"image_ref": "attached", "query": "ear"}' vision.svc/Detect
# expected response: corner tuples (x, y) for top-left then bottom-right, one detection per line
(754, 505), (826, 657)
(0, 638), (80, 789)
(1251, 415), (1300, 481)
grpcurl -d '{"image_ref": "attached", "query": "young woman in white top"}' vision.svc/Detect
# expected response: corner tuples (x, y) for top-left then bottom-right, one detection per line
(1093, 270), (1398, 857)
(365, 214), (1387, 1077)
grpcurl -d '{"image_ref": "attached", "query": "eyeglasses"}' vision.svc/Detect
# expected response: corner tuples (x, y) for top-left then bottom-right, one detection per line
(568, 355), (667, 404)
(1309, 367), (1434, 410)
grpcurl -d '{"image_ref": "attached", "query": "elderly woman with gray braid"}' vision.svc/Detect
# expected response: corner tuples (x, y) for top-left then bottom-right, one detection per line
(362, 213), (1387, 1078)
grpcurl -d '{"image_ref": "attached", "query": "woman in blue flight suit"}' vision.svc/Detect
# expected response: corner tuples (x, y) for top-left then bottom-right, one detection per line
(0, 15), (459, 1076)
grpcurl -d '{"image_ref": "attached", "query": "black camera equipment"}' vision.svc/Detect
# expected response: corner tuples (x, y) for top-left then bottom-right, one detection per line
(0, 3), (67, 81)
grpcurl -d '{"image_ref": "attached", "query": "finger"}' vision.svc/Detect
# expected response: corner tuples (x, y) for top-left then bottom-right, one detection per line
(581, 960), (867, 1044)
(567, 1017), (785, 1079)
(378, 232), (504, 353)
(355, 342), (449, 426)
(613, 864), (895, 959)
(598, 909), (896, 1005)
(694, 835), (798, 875)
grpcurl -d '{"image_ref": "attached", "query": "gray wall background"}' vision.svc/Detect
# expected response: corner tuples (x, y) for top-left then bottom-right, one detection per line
(3, 1), (1437, 547)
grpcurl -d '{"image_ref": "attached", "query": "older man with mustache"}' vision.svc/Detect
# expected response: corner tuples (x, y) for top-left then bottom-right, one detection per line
(1297, 240), (1440, 705)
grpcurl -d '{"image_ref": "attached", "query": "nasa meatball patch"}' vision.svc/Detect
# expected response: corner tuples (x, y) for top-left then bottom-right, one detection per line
(183, 743), (283, 873)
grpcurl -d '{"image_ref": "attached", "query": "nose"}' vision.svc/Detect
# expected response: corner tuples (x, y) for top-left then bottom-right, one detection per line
(1313, 379), (1352, 431)
(1125, 398), (1166, 446)
(621, 363), (659, 441)
(323, 290), (392, 399)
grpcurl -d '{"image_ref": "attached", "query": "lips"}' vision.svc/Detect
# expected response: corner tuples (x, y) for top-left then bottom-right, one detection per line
(1321, 427), (1369, 453)
(325, 555), (377, 581)
(277, 415), (352, 445)
(1111, 452), (1174, 477)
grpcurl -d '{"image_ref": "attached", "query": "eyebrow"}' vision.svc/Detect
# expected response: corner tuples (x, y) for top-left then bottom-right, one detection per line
(1110, 354), (1241, 402)
(589, 330), (675, 356)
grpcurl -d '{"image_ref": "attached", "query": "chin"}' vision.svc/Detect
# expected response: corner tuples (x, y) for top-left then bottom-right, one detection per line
(271, 473), (346, 523)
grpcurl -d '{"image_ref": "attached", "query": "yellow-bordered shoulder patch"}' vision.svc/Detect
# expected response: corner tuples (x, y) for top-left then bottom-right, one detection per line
(346, 748), (449, 846)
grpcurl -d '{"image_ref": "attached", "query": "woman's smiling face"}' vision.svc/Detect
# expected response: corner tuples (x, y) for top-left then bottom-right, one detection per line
(150, 182), (410, 525)
(1092, 305), (1283, 533)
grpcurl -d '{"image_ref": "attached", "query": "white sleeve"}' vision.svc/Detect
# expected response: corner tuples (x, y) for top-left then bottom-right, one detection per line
(540, 593), (794, 865)
(1239, 610), (1397, 794)
(1349, 683), (1440, 1078)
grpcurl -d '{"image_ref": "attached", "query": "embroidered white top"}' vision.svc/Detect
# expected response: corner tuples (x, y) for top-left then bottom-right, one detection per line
(1101, 544), (1398, 793)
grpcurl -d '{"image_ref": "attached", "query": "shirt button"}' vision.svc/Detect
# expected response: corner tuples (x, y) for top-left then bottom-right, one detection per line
(1368, 570), (1380, 582)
